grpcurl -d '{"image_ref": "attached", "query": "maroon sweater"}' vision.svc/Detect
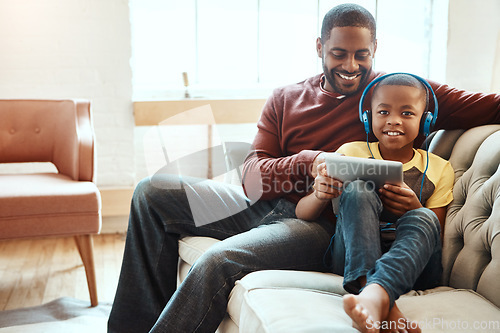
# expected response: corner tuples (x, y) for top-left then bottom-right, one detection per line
(242, 71), (500, 204)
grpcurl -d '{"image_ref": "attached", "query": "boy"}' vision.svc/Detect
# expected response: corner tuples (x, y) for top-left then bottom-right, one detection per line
(296, 73), (454, 333)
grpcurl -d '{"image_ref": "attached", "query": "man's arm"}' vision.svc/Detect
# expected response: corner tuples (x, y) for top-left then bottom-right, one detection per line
(430, 80), (500, 130)
(241, 94), (323, 202)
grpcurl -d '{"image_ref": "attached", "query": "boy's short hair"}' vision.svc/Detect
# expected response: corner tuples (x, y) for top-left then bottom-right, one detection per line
(321, 3), (376, 43)
(373, 74), (429, 111)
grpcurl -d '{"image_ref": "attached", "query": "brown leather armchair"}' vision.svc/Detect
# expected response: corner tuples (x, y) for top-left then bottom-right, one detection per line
(0, 99), (101, 306)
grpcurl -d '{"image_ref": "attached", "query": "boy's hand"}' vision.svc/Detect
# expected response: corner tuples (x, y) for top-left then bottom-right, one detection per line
(313, 163), (343, 201)
(379, 183), (423, 217)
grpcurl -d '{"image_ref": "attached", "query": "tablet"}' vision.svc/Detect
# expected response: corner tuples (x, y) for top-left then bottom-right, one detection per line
(324, 153), (403, 213)
(324, 153), (403, 189)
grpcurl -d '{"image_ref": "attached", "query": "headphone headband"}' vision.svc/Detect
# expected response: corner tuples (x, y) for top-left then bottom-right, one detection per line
(358, 72), (438, 135)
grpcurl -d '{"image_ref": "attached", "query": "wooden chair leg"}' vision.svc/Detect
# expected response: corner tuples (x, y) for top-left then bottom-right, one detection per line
(74, 234), (98, 307)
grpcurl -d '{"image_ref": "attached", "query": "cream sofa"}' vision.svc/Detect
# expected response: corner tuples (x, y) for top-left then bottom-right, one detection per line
(178, 125), (500, 333)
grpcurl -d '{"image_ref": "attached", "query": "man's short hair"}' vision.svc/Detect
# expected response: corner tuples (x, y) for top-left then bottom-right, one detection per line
(321, 3), (376, 43)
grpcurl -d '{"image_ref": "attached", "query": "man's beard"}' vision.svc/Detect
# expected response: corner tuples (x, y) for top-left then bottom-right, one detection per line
(323, 64), (371, 96)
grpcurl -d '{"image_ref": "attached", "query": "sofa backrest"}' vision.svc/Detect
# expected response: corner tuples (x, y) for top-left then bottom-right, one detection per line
(428, 125), (500, 308)
(0, 99), (94, 181)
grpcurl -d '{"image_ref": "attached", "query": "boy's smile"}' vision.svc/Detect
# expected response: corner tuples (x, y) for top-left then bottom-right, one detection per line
(371, 85), (426, 163)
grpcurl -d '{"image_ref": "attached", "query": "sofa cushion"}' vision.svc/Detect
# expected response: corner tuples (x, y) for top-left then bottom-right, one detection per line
(240, 287), (353, 333)
(235, 271), (500, 333)
(0, 173), (101, 238)
(230, 270), (346, 330)
(178, 236), (221, 266)
(397, 288), (500, 333)
(178, 236), (221, 281)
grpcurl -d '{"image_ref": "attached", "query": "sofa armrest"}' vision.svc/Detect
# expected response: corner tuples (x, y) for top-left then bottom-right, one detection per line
(425, 129), (465, 160)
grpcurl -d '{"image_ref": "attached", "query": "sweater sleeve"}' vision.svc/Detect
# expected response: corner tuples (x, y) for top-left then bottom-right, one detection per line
(429, 80), (500, 130)
(241, 92), (322, 202)
(425, 160), (454, 209)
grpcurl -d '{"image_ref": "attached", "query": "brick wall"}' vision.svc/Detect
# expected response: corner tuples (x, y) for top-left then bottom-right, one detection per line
(0, 0), (134, 187)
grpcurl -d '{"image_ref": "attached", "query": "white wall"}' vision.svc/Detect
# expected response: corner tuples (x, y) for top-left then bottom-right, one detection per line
(446, 0), (500, 92)
(0, 0), (134, 187)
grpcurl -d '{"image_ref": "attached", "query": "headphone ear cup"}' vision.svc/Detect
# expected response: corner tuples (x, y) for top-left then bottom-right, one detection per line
(420, 111), (434, 136)
(362, 110), (372, 134)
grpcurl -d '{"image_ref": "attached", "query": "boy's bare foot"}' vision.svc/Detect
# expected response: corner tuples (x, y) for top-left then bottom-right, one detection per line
(381, 305), (421, 333)
(343, 284), (390, 333)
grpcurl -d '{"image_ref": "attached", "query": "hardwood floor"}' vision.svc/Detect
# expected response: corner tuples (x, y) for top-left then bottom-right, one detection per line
(0, 233), (126, 311)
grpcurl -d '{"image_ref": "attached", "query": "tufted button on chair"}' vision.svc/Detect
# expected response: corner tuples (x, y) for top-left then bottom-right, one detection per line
(0, 99), (101, 307)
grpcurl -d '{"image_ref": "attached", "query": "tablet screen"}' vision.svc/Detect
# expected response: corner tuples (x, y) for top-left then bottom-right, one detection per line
(324, 153), (403, 189)
(324, 153), (403, 213)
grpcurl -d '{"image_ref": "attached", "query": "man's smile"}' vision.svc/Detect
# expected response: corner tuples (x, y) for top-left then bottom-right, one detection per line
(336, 72), (362, 81)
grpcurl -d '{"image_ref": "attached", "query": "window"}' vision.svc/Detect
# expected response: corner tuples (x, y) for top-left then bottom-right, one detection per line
(130, 0), (448, 100)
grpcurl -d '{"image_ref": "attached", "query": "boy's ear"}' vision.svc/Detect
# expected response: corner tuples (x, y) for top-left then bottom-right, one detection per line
(316, 37), (323, 58)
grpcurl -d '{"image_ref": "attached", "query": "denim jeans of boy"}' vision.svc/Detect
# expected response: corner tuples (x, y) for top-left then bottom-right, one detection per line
(108, 174), (334, 333)
(332, 180), (442, 307)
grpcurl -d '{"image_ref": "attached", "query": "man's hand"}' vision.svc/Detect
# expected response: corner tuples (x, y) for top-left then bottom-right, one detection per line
(379, 183), (422, 217)
(311, 152), (344, 178)
(313, 163), (343, 201)
(311, 153), (326, 178)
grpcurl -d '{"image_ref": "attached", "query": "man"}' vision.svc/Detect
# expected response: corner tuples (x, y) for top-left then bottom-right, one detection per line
(109, 4), (500, 333)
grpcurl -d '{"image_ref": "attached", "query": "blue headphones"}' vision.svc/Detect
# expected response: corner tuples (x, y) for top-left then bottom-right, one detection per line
(358, 72), (438, 137)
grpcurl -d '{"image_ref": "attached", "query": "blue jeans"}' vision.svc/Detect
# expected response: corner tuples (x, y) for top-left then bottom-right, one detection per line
(108, 174), (334, 333)
(331, 180), (442, 307)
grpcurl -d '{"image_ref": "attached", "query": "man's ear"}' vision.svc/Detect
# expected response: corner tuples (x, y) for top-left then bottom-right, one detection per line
(373, 39), (378, 58)
(316, 37), (323, 58)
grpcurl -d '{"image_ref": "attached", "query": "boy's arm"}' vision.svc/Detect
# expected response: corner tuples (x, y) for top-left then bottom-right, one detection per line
(430, 206), (447, 242)
(295, 191), (331, 221)
(295, 163), (343, 221)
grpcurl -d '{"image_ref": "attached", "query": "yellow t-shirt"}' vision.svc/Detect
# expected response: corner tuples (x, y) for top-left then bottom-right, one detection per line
(336, 142), (454, 209)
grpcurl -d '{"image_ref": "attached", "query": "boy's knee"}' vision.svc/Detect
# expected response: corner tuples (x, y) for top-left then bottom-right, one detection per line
(401, 208), (441, 238)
